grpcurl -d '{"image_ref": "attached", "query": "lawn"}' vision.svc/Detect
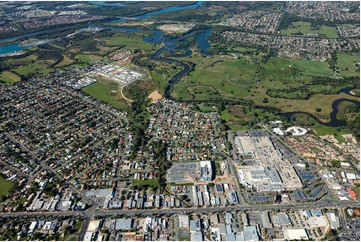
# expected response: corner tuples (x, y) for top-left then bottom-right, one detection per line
(199, 104), (217, 113)
(0, 176), (14, 197)
(280, 21), (339, 38)
(132, 179), (159, 188)
(82, 80), (127, 110)
(0, 71), (21, 84)
(6, 54), (37, 64)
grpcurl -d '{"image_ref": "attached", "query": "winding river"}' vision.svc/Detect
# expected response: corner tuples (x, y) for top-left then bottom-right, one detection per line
(0, 1), (359, 128)
(0, 1), (204, 54)
(262, 87), (360, 127)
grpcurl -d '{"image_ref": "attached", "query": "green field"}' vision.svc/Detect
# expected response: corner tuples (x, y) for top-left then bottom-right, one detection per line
(230, 46), (257, 53)
(75, 54), (103, 63)
(173, 55), (257, 100)
(13, 61), (55, 77)
(312, 122), (348, 143)
(264, 57), (333, 79)
(280, 21), (339, 38)
(337, 54), (360, 77)
(101, 34), (153, 53)
(132, 179), (159, 188)
(82, 80), (126, 110)
(55, 55), (74, 67)
(0, 176), (14, 197)
(149, 60), (181, 93)
(0, 71), (21, 84)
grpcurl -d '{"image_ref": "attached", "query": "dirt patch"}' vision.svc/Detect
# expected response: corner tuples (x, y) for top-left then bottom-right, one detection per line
(213, 172), (236, 186)
(148, 90), (163, 103)
(138, 79), (154, 90)
(158, 23), (195, 34)
(229, 105), (251, 120)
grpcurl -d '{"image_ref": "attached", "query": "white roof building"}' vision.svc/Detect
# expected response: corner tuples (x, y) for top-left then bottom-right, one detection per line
(87, 220), (101, 232)
(326, 213), (340, 229)
(191, 231), (203, 241)
(272, 128), (284, 136)
(346, 173), (356, 180)
(307, 216), (329, 228)
(283, 228), (309, 240)
(178, 215), (189, 228)
(84, 232), (93, 241)
(286, 126), (307, 136)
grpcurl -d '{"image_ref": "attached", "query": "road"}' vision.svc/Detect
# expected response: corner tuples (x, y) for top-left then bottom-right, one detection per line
(0, 199), (357, 218)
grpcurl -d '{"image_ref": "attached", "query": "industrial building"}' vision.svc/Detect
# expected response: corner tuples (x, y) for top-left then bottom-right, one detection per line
(200, 161), (213, 181)
(234, 136), (255, 155)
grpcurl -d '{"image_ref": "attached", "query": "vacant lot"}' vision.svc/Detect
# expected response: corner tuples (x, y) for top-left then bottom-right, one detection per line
(0, 176), (14, 197)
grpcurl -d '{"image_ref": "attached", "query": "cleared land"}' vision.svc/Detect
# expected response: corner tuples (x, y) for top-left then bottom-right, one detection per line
(158, 23), (195, 34)
(148, 90), (163, 102)
(280, 21), (339, 38)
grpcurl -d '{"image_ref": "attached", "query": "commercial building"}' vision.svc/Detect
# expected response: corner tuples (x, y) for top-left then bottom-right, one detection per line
(200, 161), (213, 181)
(115, 219), (133, 230)
(234, 136), (255, 155)
(283, 228), (309, 240)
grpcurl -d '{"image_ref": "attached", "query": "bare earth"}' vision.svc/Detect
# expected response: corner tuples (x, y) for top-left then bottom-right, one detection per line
(148, 90), (163, 103)
(158, 23), (195, 34)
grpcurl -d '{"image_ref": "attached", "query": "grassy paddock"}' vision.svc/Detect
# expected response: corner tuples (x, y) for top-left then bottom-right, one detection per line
(0, 71), (21, 84)
(173, 55), (257, 100)
(337, 54), (360, 77)
(280, 21), (339, 38)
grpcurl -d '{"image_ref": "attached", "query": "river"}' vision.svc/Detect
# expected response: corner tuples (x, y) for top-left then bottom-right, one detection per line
(1, 1), (359, 128)
(0, 1), (204, 54)
(261, 87), (360, 127)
